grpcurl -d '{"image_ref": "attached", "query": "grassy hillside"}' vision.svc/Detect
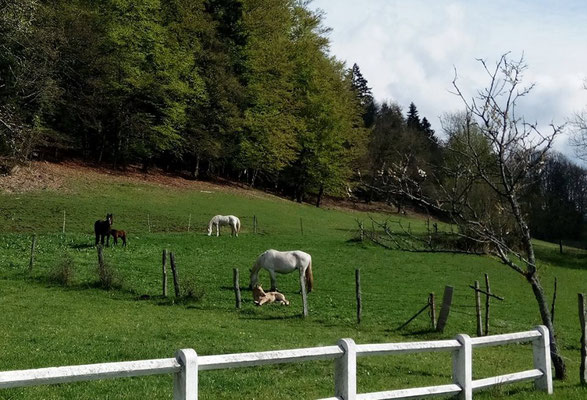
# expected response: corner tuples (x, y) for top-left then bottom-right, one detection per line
(0, 163), (586, 399)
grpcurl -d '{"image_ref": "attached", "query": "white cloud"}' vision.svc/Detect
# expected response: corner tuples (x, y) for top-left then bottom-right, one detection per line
(312, 0), (587, 160)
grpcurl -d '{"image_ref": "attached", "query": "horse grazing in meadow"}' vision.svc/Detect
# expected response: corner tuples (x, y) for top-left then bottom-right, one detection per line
(252, 285), (290, 306)
(109, 229), (127, 247)
(94, 214), (113, 245)
(207, 215), (241, 237)
(250, 249), (313, 293)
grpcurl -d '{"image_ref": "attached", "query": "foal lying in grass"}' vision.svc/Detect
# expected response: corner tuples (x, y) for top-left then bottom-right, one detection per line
(252, 285), (290, 306)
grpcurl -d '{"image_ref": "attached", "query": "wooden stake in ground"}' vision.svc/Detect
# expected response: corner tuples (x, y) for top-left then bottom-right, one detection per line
(579, 293), (586, 385)
(62, 210), (66, 234)
(233, 268), (241, 309)
(551, 277), (558, 324)
(169, 252), (181, 297)
(187, 214), (191, 232)
(28, 234), (36, 272)
(148, 214), (151, 233)
(253, 215), (257, 234)
(484, 273), (491, 336)
(429, 292), (436, 330)
(162, 249), (168, 297)
(397, 302), (430, 330)
(436, 285), (454, 333)
(356, 269), (362, 324)
(97, 245), (105, 277)
(474, 280), (483, 337)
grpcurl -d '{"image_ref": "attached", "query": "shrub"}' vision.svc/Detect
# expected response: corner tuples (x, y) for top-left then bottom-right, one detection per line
(181, 278), (205, 303)
(96, 259), (122, 290)
(49, 255), (75, 287)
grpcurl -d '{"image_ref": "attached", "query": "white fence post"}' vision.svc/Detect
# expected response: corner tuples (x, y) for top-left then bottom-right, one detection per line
(453, 334), (472, 400)
(533, 325), (553, 394)
(334, 338), (356, 400)
(174, 349), (198, 400)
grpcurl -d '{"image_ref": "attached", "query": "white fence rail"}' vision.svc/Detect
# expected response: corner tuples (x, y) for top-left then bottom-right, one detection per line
(0, 326), (553, 399)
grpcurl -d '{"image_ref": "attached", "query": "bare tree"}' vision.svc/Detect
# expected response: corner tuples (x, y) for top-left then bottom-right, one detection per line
(375, 54), (566, 378)
(570, 80), (587, 161)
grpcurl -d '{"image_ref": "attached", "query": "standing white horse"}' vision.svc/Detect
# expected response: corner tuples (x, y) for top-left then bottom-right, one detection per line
(207, 215), (241, 237)
(250, 249), (313, 293)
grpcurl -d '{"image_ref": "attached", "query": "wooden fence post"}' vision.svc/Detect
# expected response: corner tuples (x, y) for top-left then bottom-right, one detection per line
(170, 252), (181, 297)
(188, 214), (191, 233)
(355, 269), (362, 324)
(148, 214), (151, 233)
(429, 292), (436, 330)
(62, 210), (66, 234)
(359, 221), (364, 242)
(97, 245), (104, 269)
(579, 293), (586, 385)
(453, 334), (472, 400)
(162, 250), (168, 297)
(334, 338), (357, 400)
(533, 325), (553, 393)
(253, 215), (257, 234)
(551, 277), (557, 324)
(300, 270), (308, 317)
(233, 268), (241, 309)
(474, 281), (483, 337)
(436, 285), (454, 333)
(484, 274), (491, 336)
(174, 349), (198, 400)
(28, 235), (36, 272)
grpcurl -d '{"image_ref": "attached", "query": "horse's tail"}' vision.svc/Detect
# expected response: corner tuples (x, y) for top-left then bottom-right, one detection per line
(236, 218), (241, 234)
(305, 258), (313, 293)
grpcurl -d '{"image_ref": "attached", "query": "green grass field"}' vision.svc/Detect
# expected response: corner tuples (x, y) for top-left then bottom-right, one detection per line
(1, 165), (586, 399)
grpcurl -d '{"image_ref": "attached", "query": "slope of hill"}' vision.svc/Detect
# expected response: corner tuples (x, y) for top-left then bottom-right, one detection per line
(0, 162), (586, 399)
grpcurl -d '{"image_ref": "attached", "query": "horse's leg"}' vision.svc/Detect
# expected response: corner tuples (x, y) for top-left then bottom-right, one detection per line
(298, 267), (306, 294)
(216, 223), (219, 237)
(269, 270), (278, 292)
(106, 233), (110, 247)
(95, 232), (99, 246)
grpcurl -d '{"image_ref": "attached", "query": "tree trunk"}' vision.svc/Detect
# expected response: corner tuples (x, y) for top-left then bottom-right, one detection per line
(192, 155), (200, 179)
(559, 239), (563, 254)
(250, 169), (258, 188)
(529, 274), (567, 379)
(316, 184), (324, 208)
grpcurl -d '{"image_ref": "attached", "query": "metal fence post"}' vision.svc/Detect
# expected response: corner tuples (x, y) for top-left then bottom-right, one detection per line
(334, 338), (356, 400)
(174, 349), (198, 400)
(453, 334), (472, 400)
(533, 325), (553, 394)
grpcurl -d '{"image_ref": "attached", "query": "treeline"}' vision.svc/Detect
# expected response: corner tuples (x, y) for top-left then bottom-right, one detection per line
(0, 0), (367, 204)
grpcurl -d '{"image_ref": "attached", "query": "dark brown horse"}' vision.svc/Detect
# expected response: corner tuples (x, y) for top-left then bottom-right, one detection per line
(109, 229), (127, 246)
(94, 214), (113, 245)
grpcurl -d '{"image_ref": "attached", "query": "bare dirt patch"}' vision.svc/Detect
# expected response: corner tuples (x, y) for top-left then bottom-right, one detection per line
(0, 162), (66, 193)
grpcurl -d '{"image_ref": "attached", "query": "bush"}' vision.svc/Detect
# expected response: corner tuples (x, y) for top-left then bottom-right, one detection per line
(49, 255), (75, 286)
(96, 259), (122, 290)
(181, 278), (205, 303)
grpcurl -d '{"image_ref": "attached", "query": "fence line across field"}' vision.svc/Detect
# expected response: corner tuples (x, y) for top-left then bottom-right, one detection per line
(0, 326), (553, 400)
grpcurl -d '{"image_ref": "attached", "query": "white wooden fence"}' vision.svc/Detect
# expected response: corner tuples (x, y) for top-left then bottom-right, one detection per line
(0, 326), (553, 399)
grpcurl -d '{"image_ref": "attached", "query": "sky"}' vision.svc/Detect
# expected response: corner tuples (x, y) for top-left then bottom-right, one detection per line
(310, 0), (587, 157)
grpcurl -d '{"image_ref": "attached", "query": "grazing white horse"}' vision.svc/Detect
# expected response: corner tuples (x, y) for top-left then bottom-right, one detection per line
(207, 215), (241, 236)
(250, 249), (313, 293)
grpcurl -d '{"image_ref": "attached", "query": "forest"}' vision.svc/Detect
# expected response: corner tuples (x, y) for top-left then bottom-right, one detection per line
(1, 0), (586, 245)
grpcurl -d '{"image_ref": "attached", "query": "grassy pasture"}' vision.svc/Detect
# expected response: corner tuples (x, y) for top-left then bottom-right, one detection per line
(1, 166), (586, 399)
